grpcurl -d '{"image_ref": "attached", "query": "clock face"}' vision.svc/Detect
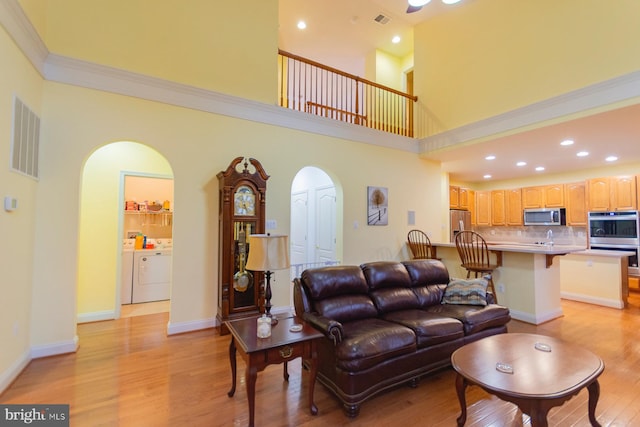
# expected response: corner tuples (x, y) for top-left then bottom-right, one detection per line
(234, 185), (256, 216)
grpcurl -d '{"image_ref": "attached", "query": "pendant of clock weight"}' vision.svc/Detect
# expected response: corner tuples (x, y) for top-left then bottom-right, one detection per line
(233, 222), (253, 292)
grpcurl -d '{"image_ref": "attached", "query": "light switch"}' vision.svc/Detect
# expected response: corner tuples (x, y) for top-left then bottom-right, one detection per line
(266, 219), (277, 230)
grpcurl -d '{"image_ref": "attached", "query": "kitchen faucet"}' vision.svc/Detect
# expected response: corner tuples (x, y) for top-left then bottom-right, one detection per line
(547, 229), (554, 245)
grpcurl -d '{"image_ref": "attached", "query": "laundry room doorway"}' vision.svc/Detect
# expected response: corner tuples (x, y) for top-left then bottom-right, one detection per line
(77, 141), (174, 323)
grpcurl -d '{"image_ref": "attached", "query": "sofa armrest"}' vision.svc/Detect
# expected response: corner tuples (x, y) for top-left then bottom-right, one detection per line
(303, 312), (344, 345)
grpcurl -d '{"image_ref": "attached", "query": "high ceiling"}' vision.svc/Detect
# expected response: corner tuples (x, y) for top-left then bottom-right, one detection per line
(278, 0), (640, 184)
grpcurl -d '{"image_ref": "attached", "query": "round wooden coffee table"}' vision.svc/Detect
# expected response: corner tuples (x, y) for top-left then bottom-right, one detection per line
(451, 333), (604, 427)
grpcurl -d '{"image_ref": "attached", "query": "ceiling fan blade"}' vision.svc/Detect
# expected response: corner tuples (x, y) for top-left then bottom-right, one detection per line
(406, 5), (423, 13)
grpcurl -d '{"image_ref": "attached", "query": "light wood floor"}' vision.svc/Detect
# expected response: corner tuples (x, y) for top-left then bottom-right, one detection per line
(2, 293), (640, 426)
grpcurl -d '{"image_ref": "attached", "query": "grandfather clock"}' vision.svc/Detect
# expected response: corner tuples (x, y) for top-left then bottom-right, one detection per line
(217, 157), (269, 334)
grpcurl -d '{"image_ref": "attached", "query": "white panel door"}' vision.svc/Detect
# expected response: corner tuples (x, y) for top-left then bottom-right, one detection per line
(315, 186), (336, 263)
(290, 191), (309, 270)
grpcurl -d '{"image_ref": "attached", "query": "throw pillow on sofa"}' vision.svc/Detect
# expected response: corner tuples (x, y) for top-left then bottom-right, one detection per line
(442, 278), (488, 306)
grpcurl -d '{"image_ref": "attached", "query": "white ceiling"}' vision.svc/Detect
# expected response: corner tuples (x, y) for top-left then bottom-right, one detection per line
(278, 0), (640, 184)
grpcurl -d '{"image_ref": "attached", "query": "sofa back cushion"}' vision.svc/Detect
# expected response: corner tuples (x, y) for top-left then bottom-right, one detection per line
(361, 261), (419, 313)
(402, 259), (450, 307)
(300, 266), (377, 322)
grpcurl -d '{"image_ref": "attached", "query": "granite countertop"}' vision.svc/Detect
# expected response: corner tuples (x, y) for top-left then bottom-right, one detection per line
(431, 241), (586, 255)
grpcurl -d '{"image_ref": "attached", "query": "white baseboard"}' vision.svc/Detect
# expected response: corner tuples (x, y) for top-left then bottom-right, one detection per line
(30, 335), (79, 359)
(509, 307), (564, 325)
(77, 310), (116, 324)
(167, 317), (216, 335)
(560, 292), (624, 309)
(0, 349), (30, 394)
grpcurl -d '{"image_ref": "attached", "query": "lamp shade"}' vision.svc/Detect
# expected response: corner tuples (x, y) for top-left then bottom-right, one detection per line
(245, 234), (290, 272)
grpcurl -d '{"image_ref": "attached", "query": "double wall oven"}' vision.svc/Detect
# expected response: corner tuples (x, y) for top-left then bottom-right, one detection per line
(588, 211), (640, 275)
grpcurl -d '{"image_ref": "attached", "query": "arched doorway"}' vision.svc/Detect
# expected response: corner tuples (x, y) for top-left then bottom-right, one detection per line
(290, 166), (338, 279)
(77, 141), (174, 323)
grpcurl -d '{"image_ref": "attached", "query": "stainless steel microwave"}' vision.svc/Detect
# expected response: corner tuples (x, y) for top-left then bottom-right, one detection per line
(523, 208), (566, 226)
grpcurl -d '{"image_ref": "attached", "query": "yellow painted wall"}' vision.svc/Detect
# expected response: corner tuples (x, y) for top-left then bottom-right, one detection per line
(27, 80), (444, 346)
(414, 0), (640, 130)
(0, 22), (43, 376)
(77, 142), (172, 317)
(41, 0), (278, 104)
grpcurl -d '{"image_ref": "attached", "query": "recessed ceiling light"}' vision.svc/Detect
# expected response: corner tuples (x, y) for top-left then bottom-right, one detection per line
(516, 161), (527, 167)
(409, 0), (431, 6)
(297, 21), (307, 30)
(577, 151), (589, 157)
(560, 139), (574, 146)
(535, 166), (545, 171)
(606, 156), (618, 162)
(483, 174), (492, 179)
(485, 155), (496, 160)
(442, 0), (462, 4)
(392, 35), (401, 44)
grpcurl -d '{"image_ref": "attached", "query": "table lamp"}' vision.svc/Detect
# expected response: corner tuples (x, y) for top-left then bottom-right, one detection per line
(245, 233), (290, 325)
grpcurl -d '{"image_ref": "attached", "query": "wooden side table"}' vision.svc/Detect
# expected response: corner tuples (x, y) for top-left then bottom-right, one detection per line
(226, 315), (324, 427)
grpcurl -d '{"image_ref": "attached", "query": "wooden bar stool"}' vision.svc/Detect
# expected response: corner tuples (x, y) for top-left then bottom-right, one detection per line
(454, 230), (499, 302)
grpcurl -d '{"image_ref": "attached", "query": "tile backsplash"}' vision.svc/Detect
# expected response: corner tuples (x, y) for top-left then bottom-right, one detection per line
(473, 225), (587, 246)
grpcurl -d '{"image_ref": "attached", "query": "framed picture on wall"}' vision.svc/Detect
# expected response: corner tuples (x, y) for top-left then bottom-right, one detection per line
(367, 186), (388, 226)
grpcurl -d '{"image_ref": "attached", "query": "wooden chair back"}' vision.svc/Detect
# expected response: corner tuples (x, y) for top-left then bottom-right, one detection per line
(407, 229), (435, 259)
(454, 230), (492, 269)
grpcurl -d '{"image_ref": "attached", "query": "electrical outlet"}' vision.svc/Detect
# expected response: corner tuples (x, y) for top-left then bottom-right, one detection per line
(498, 283), (505, 293)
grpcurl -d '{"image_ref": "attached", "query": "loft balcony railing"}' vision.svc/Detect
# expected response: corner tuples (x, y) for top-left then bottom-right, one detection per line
(278, 49), (418, 137)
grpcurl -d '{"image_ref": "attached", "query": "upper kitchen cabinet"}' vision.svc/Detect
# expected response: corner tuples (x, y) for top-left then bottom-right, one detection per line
(565, 182), (587, 226)
(449, 186), (460, 209)
(506, 188), (523, 225)
(475, 191), (491, 226)
(522, 184), (564, 209)
(490, 190), (506, 225)
(588, 176), (637, 212)
(450, 186), (472, 210)
(467, 189), (476, 225)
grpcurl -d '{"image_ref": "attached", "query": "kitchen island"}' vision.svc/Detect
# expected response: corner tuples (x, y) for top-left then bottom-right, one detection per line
(430, 242), (585, 325)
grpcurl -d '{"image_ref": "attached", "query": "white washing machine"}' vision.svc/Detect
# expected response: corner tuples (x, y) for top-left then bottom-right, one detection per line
(132, 240), (172, 303)
(121, 239), (135, 304)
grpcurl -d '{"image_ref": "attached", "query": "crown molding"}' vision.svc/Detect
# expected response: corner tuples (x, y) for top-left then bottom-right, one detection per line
(420, 71), (640, 153)
(0, 0), (48, 75)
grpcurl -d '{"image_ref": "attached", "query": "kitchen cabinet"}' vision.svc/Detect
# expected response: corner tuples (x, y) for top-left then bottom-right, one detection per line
(522, 186), (544, 209)
(449, 186), (460, 209)
(467, 189), (476, 225)
(450, 186), (472, 210)
(544, 184), (565, 207)
(565, 181), (587, 226)
(217, 157), (268, 334)
(522, 184), (564, 209)
(475, 191), (491, 226)
(588, 176), (637, 212)
(613, 176), (636, 211)
(506, 188), (523, 225)
(490, 190), (506, 225)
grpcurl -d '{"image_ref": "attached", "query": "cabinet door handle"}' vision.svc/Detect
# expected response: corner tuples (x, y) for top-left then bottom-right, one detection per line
(279, 346), (293, 359)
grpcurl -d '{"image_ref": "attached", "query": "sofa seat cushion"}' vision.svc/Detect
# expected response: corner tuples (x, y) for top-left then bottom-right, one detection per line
(424, 304), (511, 335)
(335, 318), (416, 372)
(382, 309), (464, 348)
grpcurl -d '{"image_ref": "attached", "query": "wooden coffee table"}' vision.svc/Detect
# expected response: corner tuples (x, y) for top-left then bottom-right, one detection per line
(226, 315), (323, 427)
(451, 333), (604, 427)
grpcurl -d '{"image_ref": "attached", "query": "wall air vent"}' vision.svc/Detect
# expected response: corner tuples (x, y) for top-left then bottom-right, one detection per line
(373, 13), (391, 25)
(11, 97), (40, 179)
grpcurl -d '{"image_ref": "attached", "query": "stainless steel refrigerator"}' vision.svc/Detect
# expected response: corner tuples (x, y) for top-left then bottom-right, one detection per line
(450, 209), (471, 242)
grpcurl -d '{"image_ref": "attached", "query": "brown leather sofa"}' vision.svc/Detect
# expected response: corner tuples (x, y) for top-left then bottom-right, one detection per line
(293, 259), (511, 417)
